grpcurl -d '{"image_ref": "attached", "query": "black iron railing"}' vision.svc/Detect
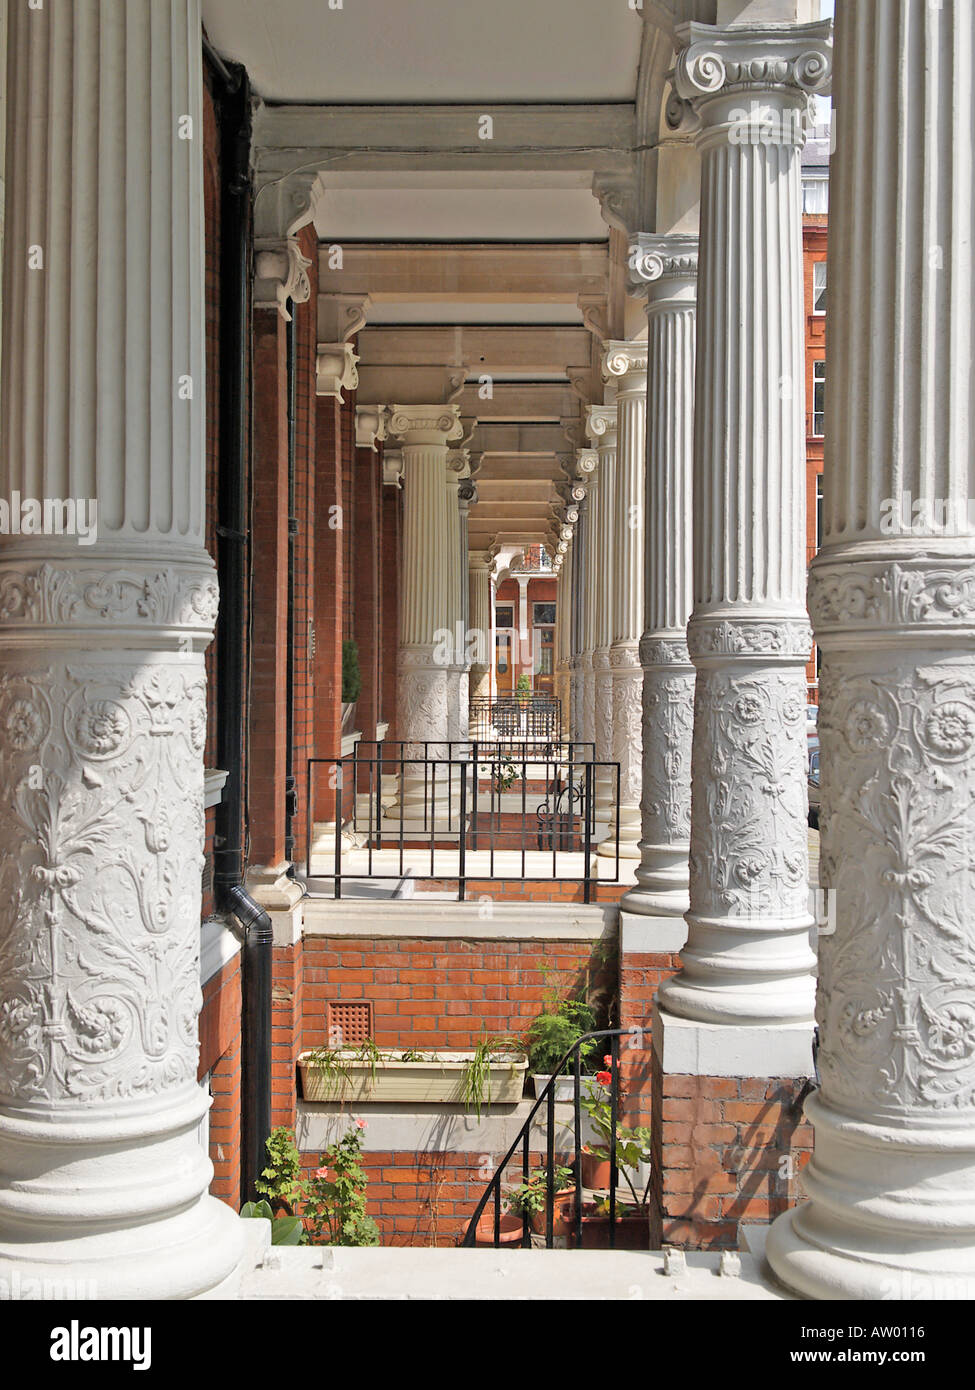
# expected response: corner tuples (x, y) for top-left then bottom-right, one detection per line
(461, 1029), (642, 1251)
(303, 741), (619, 902)
(468, 696), (561, 744)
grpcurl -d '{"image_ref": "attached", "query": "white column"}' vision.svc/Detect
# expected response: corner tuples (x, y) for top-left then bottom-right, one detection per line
(391, 406), (463, 818)
(468, 550), (492, 704)
(579, 455), (599, 750)
(586, 405), (618, 820)
(769, 0), (975, 1301)
(0, 0), (242, 1297)
(516, 575), (531, 691)
(657, 19), (831, 1026)
(600, 344), (648, 859)
(621, 237), (698, 922)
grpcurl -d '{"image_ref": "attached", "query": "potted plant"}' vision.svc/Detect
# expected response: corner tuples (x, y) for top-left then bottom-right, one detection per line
(577, 1063), (652, 1249)
(341, 638), (361, 735)
(525, 998), (598, 1100)
(298, 1036), (528, 1110)
(254, 1124), (304, 1216)
(303, 1120), (380, 1246)
(473, 1206), (525, 1247)
(515, 671), (532, 709)
(507, 1165), (577, 1238)
(240, 1199), (304, 1246)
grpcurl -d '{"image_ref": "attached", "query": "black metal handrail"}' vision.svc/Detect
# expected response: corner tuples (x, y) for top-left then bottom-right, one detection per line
(461, 1029), (636, 1251)
(469, 695), (561, 744)
(303, 747), (619, 902)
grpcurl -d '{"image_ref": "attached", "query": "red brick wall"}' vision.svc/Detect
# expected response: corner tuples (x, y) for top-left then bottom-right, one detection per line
(291, 226), (318, 864)
(271, 939), (305, 1133)
(199, 955), (243, 1211)
(353, 441), (381, 751)
(651, 1058), (815, 1251)
(314, 395), (345, 822)
(618, 950), (681, 1127)
(301, 934), (615, 1054)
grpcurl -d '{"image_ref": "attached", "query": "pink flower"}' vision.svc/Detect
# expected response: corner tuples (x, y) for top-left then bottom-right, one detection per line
(315, 1167), (328, 1179)
(356, 1119), (367, 1130)
(603, 1055), (613, 1067)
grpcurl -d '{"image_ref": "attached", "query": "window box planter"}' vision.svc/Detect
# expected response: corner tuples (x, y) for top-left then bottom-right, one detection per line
(531, 1073), (577, 1102)
(298, 1049), (527, 1106)
(579, 1202), (651, 1250)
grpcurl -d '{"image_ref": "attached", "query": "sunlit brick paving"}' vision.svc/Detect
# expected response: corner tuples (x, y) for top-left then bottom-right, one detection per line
(0, 0), (971, 1329)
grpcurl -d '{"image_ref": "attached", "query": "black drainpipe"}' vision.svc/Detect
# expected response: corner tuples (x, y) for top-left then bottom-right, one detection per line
(207, 52), (271, 1206)
(285, 307), (298, 867)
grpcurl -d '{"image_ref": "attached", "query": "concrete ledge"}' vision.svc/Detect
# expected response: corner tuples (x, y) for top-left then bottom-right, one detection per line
(200, 916), (242, 986)
(301, 898), (618, 940)
(619, 911), (687, 955)
(297, 1099), (597, 1154)
(658, 1008), (815, 1079)
(231, 1239), (791, 1300)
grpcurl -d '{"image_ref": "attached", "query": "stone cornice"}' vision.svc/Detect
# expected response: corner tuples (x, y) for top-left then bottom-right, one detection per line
(316, 342), (359, 401)
(254, 236), (312, 320)
(673, 20), (833, 114)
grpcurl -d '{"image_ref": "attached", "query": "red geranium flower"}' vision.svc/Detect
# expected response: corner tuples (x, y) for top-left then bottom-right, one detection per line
(603, 1054), (613, 1067)
(596, 1070), (612, 1086)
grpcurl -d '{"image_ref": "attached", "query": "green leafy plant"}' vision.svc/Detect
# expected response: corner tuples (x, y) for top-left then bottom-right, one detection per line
(399, 1048), (433, 1062)
(506, 1166), (574, 1217)
(303, 1122), (380, 1247)
(254, 1125), (304, 1210)
(580, 1061), (652, 1211)
(515, 672), (532, 704)
(462, 1035), (526, 1120)
(342, 639), (362, 704)
(305, 1044), (354, 1100)
(525, 998), (598, 1076)
(493, 760), (519, 795)
(240, 1199), (304, 1246)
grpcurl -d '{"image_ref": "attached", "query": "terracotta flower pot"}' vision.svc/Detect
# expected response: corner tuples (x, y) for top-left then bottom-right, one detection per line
(474, 1211), (525, 1247)
(528, 1186), (578, 1238)
(580, 1150), (613, 1191)
(579, 1205), (650, 1250)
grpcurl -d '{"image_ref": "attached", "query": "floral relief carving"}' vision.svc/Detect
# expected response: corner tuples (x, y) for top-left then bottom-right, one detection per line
(815, 656), (975, 1114)
(612, 669), (644, 807)
(641, 667), (695, 842)
(0, 564), (218, 631)
(688, 668), (809, 920)
(809, 560), (975, 634)
(398, 664), (449, 758)
(0, 659), (207, 1106)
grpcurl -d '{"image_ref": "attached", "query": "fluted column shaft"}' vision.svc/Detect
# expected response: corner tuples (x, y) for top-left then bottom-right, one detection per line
(0, 0), (242, 1297)
(586, 407), (618, 809)
(392, 406), (463, 780)
(658, 20), (831, 1025)
(468, 552), (492, 703)
(579, 463), (598, 749)
(621, 238), (698, 917)
(601, 344), (648, 858)
(768, 0), (975, 1301)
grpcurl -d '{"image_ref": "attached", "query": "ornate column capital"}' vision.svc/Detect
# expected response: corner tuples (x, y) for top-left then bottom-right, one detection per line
(628, 233), (700, 305)
(254, 236), (312, 320)
(388, 405), (464, 447)
(601, 340), (649, 397)
(673, 20), (833, 143)
(354, 405), (387, 453)
(316, 342), (359, 402)
(586, 404), (619, 450)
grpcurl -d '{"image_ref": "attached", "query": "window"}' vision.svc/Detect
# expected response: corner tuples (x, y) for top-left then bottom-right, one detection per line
(812, 361), (826, 437)
(532, 602), (556, 625)
(813, 262), (827, 314)
(816, 472), (824, 551)
(496, 633), (511, 674)
(495, 605), (514, 628)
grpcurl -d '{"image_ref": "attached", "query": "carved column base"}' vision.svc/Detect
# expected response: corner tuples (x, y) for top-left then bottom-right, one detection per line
(393, 648), (454, 827)
(767, 1092), (975, 1300)
(469, 663), (491, 704)
(599, 650), (643, 860)
(658, 616), (816, 1026)
(593, 651), (614, 820)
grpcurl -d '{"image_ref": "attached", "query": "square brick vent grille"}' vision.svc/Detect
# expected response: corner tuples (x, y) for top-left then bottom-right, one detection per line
(326, 1001), (373, 1048)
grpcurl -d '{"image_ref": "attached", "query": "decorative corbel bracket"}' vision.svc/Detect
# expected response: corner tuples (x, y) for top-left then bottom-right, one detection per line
(316, 342), (360, 401)
(355, 405), (388, 452)
(254, 237), (313, 320)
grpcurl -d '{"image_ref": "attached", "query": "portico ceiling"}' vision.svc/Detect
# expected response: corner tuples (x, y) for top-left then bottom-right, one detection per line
(201, 0), (643, 105)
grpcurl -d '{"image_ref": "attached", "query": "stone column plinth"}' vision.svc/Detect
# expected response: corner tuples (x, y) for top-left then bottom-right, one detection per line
(658, 19), (831, 1028)
(600, 344), (648, 860)
(0, 0), (242, 1297)
(768, 0), (975, 1301)
(390, 406), (464, 823)
(621, 236), (698, 925)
